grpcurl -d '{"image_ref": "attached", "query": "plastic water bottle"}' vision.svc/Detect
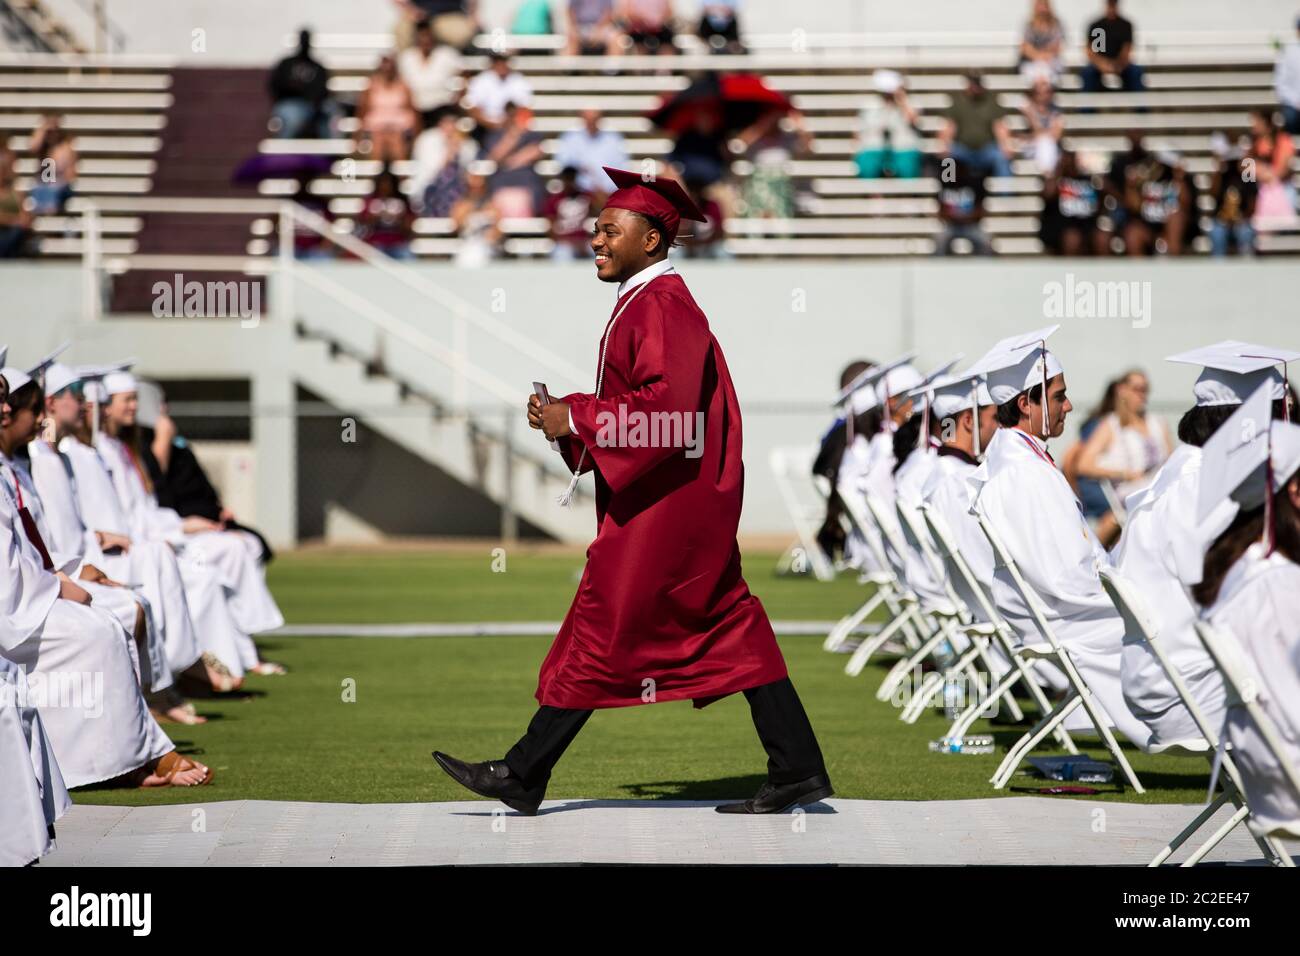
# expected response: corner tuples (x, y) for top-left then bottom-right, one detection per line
(942, 677), (961, 720)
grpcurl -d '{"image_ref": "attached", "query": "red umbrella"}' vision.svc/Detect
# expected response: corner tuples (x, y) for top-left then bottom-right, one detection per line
(648, 73), (792, 136)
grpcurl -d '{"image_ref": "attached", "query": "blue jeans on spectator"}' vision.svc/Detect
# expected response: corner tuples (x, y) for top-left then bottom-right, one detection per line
(1209, 220), (1255, 257)
(1080, 62), (1145, 92)
(1281, 104), (1300, 136)
(272, 98), (340, 138)
(949, 142), (1011, 178)
(0, 226), (28, 258)
(28, 182), (72, 214)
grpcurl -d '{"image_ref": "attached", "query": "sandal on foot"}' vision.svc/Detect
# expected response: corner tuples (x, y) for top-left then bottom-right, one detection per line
(139, 751), (214, 788)
(249, 660), (287, 676)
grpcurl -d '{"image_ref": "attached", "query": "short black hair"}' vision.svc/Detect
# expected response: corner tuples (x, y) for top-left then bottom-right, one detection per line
(7, 379), (44, 415)
(994, 383), (1043, 428)
(1177, 398), (1288, 447)
(629, 210), (676, 256)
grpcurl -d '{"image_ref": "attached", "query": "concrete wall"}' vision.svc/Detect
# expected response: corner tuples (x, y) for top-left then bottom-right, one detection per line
(21, 0), (1297, 63)
(4, 258), (1297, 540)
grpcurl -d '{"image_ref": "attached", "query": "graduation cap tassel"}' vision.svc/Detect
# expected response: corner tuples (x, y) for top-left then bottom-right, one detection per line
(1038, 340), (1050, 442)
(1263, 450), (1276, 558)
(558, 459), (582, 508)
(970, 379), (982, 458)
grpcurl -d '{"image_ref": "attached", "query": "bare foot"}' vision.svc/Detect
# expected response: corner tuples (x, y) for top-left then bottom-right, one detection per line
(137, 752), (212, 787)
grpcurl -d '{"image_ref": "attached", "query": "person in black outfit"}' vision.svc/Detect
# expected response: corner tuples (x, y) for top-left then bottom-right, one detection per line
(1081, 0), (1144, 93)
(812, 359), (874, 561)
(138, 406), (274, 564)
(1040, 151), (1107, 255)
(268, 29), (339, 139)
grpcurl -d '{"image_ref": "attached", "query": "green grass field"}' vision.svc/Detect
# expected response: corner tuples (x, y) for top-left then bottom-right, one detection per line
(73, 548), (1216, 807)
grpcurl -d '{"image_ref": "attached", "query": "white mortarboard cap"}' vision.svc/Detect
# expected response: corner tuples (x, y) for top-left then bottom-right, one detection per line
(834, 351), (918, 413)
(926, 372), (993, 421)
(83, 380), (105, 404)
(877, 363), (924, 408)
(1166, 340), (1297, 408)
(102, 371), (140, 396)
(0, 366), (31, 392)
(45, 362), (80, 397)
(1196, 382), (1275, 522)
(904, 355), (965, 412)
(872, 69), (902, 94)
(968, 325), (1063, 406)
(26, 342), (70, 384)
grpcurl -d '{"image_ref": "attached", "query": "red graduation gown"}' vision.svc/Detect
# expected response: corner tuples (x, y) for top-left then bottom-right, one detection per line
(537, 271), (788, 710)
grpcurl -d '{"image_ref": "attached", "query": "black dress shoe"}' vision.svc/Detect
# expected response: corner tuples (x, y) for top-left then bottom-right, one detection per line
(431, 751), (547, 815)
(714, 773), (834, 814)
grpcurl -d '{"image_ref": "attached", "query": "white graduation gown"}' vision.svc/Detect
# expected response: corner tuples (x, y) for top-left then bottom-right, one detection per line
(59, 436), (247, 676)
(3, 450), (171, 694)
(838, 433), (884, 574)
(96, 432), (284, 639)
(0, 655), (70, 866)
(1112, 445), (1235, 750)
(1203, 544), (1300, 838)
(0, 481), (173, 789)
(893, 445), (956, 615)
(968, 427), (1152, 748)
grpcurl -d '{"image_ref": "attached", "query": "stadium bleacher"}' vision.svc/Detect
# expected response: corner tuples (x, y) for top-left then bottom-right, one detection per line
(3, 26), (1299, 264)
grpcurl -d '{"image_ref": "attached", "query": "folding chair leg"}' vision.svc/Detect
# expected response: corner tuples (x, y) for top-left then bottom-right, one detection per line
(845, 607), (915, 677)
(901, 641), (982, 724)
(1149, 790), (1234, 866)
(1181, 803), (1251, 867)
(968, 643), (1025, 725)
(1073, 686), (1146, 794)
(876, 614), (949, 703)
(824, 589), (886, 652)
(1262, 835), (1296, 867)
(991, 692), (1082, 789)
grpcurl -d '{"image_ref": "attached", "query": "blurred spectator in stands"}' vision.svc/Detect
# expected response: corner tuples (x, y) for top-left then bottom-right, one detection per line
(0, 148), (33, 258)
(1040, 151), (1107, 255)
(680, 179), (727, 258)
(1073, 368), (1170, 547)
(411, 106), (476, 213)
(938, 73), (1013, 178)
(290, 174), (335, 259)
(1020, 74), (1064, 174)
(553, 108), (629, 198)
(933, 162), (993, 256)
(565, 0), (621, 55)
(737, 110), (812, 219)
(356, 167), (416, 259)
(399, 20), (463, 129)
(699, 2), (743, 55)
(1250, 107), (1297, 215)
(357, 54), (418, 161)
(1081, 0), (1144, 93)
(617, 0), (676, 56)
(465, 52), (533, 133)
(268, 29), (341, 139)
(1276, 16), (1300, 134)
(513, 0), (554, 35)
(481, 101), (545, 217)
(1018, 0), (1064, 80)
(28, 114), (77, 214)
(394, 1), (478, 52)
(669, 111), (728, 187)
(1208, 135), (1258, 257)
(1061, 378), (1119, 541)
(1115, 149), (1194, 256)
(853, 70), (922, 179)
(451, 172), (503, 265)
(544, 166), (595, 261)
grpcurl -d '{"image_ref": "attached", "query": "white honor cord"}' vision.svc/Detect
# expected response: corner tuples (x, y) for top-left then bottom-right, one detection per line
(557, 279), (655, 506)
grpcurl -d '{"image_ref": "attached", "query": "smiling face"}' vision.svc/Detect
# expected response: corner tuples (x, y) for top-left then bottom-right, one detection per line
(591, 206), (662, 284)
(102, 391), (138, 430)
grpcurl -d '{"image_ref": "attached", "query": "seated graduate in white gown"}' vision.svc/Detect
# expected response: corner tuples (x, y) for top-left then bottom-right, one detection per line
(965, 325), (1152, 748)
(7, 362), (211, 727)
(1192, 402), (1300, 839)
(0, 361), (211, 789)
(834, 353), (918, 575)
(1113, 341), (1297, 750)
(41, 364), (252, 691)
(94, 371), (285, 649)
(0, 655), (70, 867)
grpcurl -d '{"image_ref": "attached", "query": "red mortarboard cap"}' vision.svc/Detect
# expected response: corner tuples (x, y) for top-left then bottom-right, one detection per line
(601, 167), (707, 244)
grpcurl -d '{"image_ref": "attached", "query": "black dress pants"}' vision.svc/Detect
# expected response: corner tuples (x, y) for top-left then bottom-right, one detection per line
(502, 676), (827, 790)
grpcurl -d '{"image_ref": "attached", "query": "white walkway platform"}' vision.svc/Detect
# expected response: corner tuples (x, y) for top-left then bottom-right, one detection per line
(40, 797), (1297, 866)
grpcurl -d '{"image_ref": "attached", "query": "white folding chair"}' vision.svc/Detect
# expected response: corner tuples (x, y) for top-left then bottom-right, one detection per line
(894, 499), (1028, 727)
(769, 446), (837, 582)
(1098, 479), (1128, 529)
(1193, 619), (1300, 864)
(831, 481), (929, 675)
(921, 504), (1076, 750)
(977, 513), (1145, 793)
(1099, 567), (1291, 866)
